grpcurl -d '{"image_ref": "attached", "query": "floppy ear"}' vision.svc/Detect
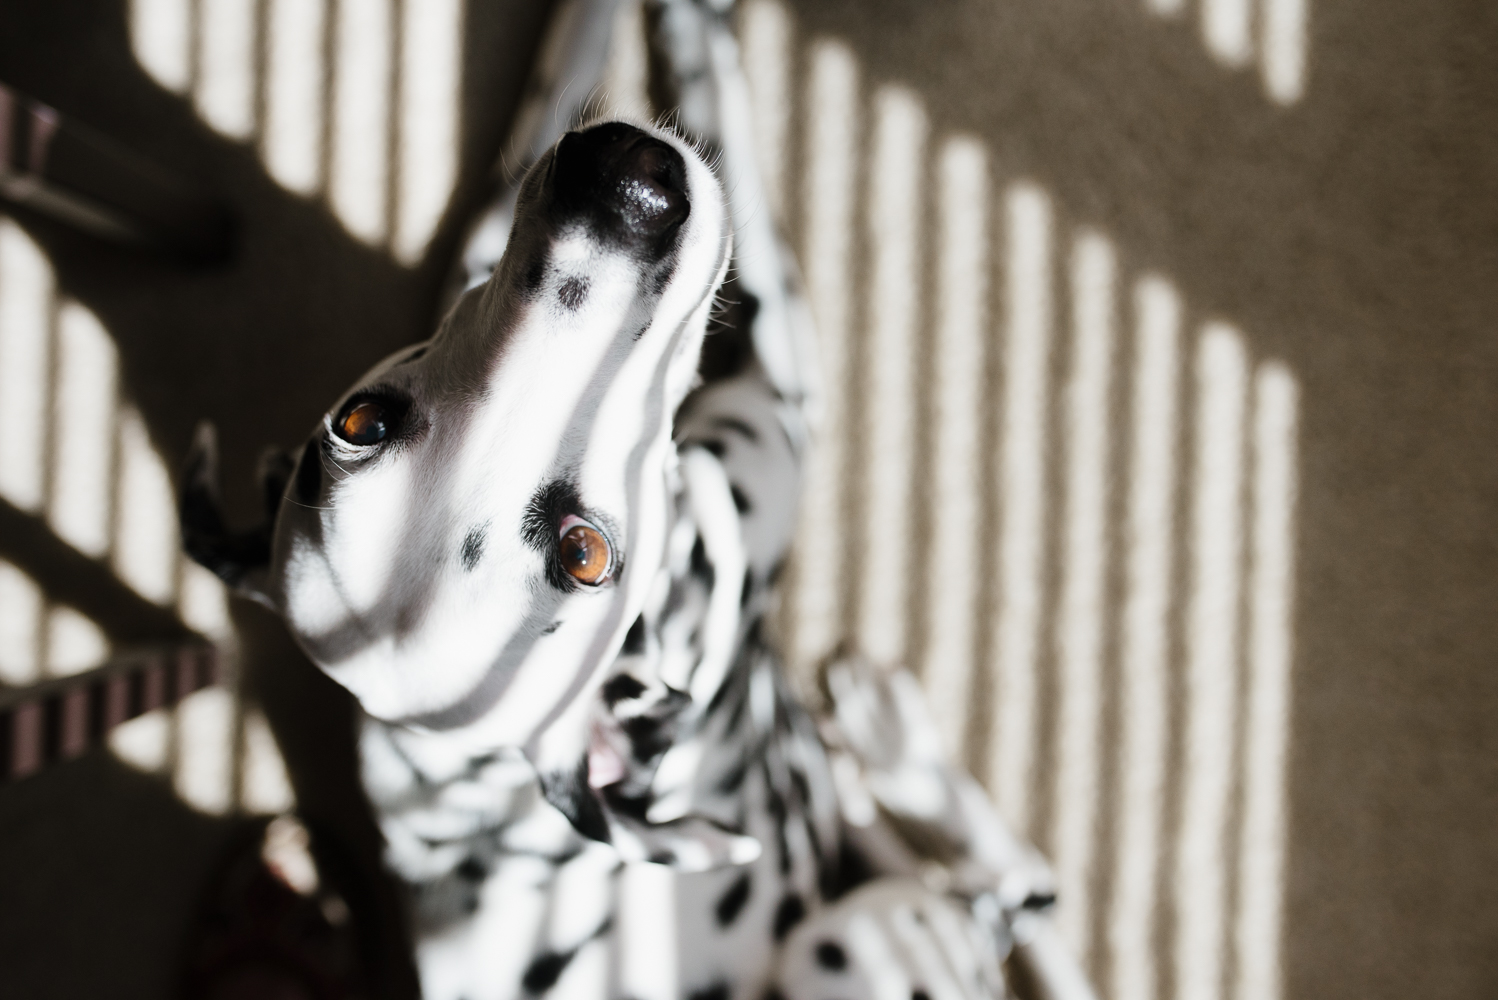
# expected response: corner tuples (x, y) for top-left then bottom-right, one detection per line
(178, 421), (281, 607)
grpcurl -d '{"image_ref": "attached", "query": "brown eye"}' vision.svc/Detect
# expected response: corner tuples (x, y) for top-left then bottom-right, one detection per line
(336, 400), (389, 446)
(559, 516), (612, 585)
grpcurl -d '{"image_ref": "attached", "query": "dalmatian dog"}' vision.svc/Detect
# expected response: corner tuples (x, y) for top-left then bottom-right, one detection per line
(178, 1), (1103, 993)
(181, 112), (1080, 1000)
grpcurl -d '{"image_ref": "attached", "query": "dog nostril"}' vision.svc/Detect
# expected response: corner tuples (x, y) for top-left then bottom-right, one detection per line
(552, 123), (689, 239)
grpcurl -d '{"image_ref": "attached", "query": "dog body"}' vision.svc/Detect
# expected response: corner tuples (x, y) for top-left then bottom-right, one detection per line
(184, 119), (1056, 1000)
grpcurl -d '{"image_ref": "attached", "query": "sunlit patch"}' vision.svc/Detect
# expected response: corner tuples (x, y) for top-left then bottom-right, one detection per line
(241, 708), (297, 814)
(1235, 363), (1298, 1000)
(1142, 0), (1308, 104)
(48, 302), (118, 558)
(740, 0), (793, 222)
(330, 0), (394, 244)
(1176, 322), (1249, 1000)
(0, 219), (53, 513)
(195, 0), (257, 139)
(175, 685), (236, 815)
(178, 560), (233, 642)
(0, 213), (288, 828)
(1261, 0), (1308, 105)
(113, 407), (180, 606)
(856, 86), (926, 666)
(264, 0), (327, 195)
(1108, 275), (1181, 1000)
(921, 136), (988, 765)
(1202, 0), (1254, 68)
(45, 605), (109, 678)
(130, 0), (464, 263)
(394, 0), (462, 263)
(128, 0), (191, 94)
(618, 862), (678, 1000)
(990, 181), (1053, 835)
(0, 560), (44, 685)
(108, 707), (172, 774)
(601, 0), (651, 121)
(1050, 229), (1117, 963)
(743, 13), (1305, 996)
(787, 39), (858, 671)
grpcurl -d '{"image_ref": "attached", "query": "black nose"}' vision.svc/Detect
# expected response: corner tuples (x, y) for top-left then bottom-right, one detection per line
(552, 122), (690, 242)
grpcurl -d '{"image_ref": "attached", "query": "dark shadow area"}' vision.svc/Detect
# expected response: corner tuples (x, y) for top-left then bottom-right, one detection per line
(0, 0), (555, 995)
(0, 750), (251, 1000)
(783, 1), (1498, 997)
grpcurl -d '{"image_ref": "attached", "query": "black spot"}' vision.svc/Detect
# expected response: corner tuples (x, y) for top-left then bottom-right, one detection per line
(700, 438), (727, 458)
(729, 483), (752, 514)
(622, 615), (647, 655)
(526, 257), (546, 291)
(690, 537), (714, 587)
(912, 991), (931, 1000)
(689, 984), (730, 1000)
(716, 754), (750, 794)
(649, 849), (676, 865)
(558, 276), (589, 310)
(761, 990), (786, 1000)
(605, 788), (651, 819)
(538, 759), (611, 843)
(455, 857), (487, 882)
(622, 715), (670, 760)
(773, 894), (805, 940)
(461, 526), (486, 571)
(1022, 891), (1057, 911)
(815, 941), (848, 971)
(602, 672), (647, 705)
(740, 570), (754, 608)
(715, 872), (752, 926)
(522, 951), (572, 993)
(542, 621), (563, 634)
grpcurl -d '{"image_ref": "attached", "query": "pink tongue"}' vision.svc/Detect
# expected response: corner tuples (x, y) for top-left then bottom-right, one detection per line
(587, 723), (627, 789)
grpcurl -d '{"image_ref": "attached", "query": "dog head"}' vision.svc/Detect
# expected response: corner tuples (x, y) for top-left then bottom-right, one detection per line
(184, 122), (730, 781)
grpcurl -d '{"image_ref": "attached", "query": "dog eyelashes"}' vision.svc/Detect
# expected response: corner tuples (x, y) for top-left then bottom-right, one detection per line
(558, 514), (613, 586)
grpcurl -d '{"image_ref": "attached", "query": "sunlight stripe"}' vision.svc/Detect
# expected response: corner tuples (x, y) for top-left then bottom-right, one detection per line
(1234, 363), (1299, 1000)
(330, 0), (394, 244)
(922, 136), (988, 763)
(0, 561), (44, 686)
(788, 40), (858, 671)
(129, 0), (192, 94)
(49, 302), (118, 558)
(856, 86), (926, 667)
(1262, 0), (1308, 105)
(195, 0), (257, 139)
(1107, 276), (1181, 1000)
(394, 0), (463, 264)
(1175, 322), (1249, 1000)
(1051, 230), (1116, 962)
(0, 220), (53, 513)
(740, 0), (793, 223)
(1203, 0), (1254, 68)
(989, 182), (1053, 832)
(264, 0), (327, 195)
